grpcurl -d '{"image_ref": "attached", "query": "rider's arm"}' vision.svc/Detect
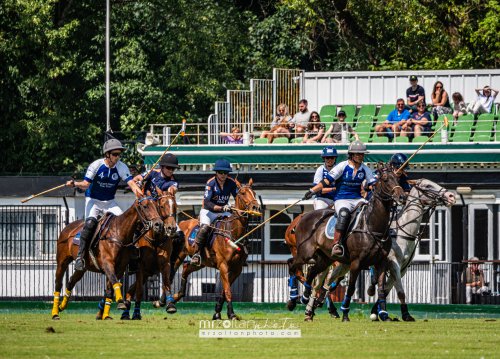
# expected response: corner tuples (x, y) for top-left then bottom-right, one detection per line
(127, 180), (143, 197)
(66, 179), (91, 190)
(66, 160), (99, 189)
(364, 165), (377, 187)
(133, 174), (144, 182)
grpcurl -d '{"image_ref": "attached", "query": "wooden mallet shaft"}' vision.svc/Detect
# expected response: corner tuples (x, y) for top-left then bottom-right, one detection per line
(396, 115), (449, 174)
(21, 184), (67, 203)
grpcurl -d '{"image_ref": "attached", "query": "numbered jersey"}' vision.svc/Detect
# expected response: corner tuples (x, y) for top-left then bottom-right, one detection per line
(84, 159), (133, 201)
(203, 176), (238, 208)
(326, 160), (376, 200)
(141, 169), (178, 197)
(313, 164), (336, 200)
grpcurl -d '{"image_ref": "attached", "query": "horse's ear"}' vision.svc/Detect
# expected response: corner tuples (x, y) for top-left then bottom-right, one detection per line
(147, 190), (153, 197)
(156, 187), (163, 196)
(377, 162), (385, 173)
(235, 179), (241, 188)
(249, 178), (253, 186)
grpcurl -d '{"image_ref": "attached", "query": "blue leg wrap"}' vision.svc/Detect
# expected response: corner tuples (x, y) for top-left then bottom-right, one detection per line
(341, 296), (351, 313)
(98, 299), (105, 310)
(303, 282), (311, 288)
(330, 280), (339, 291)
(377, 300), (389, 320)
(134, 307), (141, 313)
(288, 276), (296, 287)
(166, 295), (174, 302)
(122, 310), (129, 314)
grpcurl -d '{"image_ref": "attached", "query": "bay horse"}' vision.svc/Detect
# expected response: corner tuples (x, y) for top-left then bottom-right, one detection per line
(119, 189), (180, 320)
(172, 179), (260, 320)
(291, 164), (406, 322)
(51, 192), (163, 320)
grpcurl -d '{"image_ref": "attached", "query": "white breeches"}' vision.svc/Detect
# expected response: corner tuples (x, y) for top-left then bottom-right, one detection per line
(314, 197), (335, 210)
(199, 208), (231, 226)
(85, 197), (123, 219)
(334, 198), (366, 213)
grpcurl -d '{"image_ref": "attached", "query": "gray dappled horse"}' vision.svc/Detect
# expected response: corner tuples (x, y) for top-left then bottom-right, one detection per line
(290, 164), (406, 322)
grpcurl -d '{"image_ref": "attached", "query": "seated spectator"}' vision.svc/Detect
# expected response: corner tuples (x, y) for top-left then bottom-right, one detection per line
(466, 86), (499, 116)
(451, 92), (467, 125)
(401, 100), (431, 138)
(220, 126), (243, 144)
(302, 112), (325, 143)
(464, 257), (490, 305)
(260, 104), (291, 143)
(430, 81), (453, 120)
(405, 75), (426, 114)
(374, 99), (410, 138)
(288, 99), (310, 135)
(321, 110), (359, 143)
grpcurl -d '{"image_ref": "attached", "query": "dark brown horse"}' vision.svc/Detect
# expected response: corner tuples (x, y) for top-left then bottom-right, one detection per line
(51, 192), (163, 320)
(119, 189), (180, 320)
(291, 164), (406, 322)
(172, 179), (260, 320)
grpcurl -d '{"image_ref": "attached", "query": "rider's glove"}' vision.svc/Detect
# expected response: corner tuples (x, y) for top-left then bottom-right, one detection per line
(222, 204), (232, 213)
(135, 181), (143, 188)
(302, 189), (315, 200)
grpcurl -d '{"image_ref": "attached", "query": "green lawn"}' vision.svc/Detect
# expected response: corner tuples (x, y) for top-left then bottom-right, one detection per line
(0, 312), (498, 359)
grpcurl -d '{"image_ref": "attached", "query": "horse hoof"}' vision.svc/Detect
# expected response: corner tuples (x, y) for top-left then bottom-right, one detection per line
(213, 313), (222, 321)
(121, 316), (130, 320)
(286, 300), (297, 311)
(132, 314), (142, 320)
(153, 300), (166, 309)
(117, 302), (127, 310)
(383, 318), (392, 322)
(342, 318), (350, 322)
(96, 316), (102, 320)
(104, 317), (113, 321)
(229, 314), (238, 321)
(367, 285), (375, 297)
(403, 315), (415, 322)
(52, 315), (60, 321)
(304, 317), (313, 322)
(166, 305), (177, 314)
(330, 311), (340, 319)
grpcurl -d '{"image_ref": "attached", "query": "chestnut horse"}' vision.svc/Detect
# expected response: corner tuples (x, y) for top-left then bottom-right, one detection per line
(291, 164), (406, 322)
(51, 192), (163, 320)
(119, 189), (180, 320)
(173, 179), (260, 320)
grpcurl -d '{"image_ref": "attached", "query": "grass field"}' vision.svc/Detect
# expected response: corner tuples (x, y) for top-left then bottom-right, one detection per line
(0, 311), (499, 359)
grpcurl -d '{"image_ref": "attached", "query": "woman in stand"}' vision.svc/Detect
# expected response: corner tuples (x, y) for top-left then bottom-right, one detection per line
(302, 111), (325, 143)
(260, 104), (291, 143)
(430, 81), (453, 121)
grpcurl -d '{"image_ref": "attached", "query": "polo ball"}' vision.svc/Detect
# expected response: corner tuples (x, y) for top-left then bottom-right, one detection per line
(370, 313), (378, 321)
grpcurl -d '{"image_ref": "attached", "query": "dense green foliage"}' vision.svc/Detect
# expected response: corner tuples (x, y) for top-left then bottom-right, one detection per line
(1, 0), (498, 172)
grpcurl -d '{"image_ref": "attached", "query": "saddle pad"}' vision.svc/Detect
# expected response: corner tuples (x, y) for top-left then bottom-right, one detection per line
(324, 206), (365, 240)
(72, 213), (114, 248)
(73, 228), (83, 246)
(187, 216), (228, 249)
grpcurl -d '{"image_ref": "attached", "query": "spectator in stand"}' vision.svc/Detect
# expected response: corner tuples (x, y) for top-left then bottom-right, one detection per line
(401, 100), (431, 138)
(288, 99), (310, 135)
(464, 257), (490, 305)
(406, 75), (426, 114)
(260, 103), (291, 143)
(220, 126), (243, 144)
(302, 112), (325, 143)
(451, 92), (467, 125)
(466, 86), (499, 116)
(321, 110), (359, 143)
(430, 81), (453, 120)
(374, 98), (410, 138)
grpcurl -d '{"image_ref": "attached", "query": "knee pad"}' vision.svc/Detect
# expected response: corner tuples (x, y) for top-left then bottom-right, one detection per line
(81, 217), (98, 238)
(194, 225), (209, 245)
(335, 208), (350, 231)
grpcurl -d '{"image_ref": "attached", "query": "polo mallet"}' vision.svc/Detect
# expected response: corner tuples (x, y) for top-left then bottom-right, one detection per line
(21, 184), (68, 203)
(232, 199), (302, 248)
(142, 119), (186, 183)
(232, 209), (262, 216)
(396, 115), (449, 174)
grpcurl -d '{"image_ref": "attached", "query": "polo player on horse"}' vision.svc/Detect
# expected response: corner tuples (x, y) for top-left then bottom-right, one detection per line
(190, 158), (238, 267)
(313, 146), (339, 210)
(66, 139), (143, 271)
(303, 140), (376, 257)
(132, 153), (185, 276)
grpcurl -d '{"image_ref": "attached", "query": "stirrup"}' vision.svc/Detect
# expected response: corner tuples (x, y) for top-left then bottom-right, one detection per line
(331, 244), (344, 257)
(190, 254), (201, 266)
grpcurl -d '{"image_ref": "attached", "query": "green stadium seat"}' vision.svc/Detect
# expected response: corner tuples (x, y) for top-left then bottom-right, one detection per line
(431, 114), (451, 130)
(355, 105), (376, 121)
(376, 104), (396, 117)
(355, 115), (374, 128)
(430, 134), (443, 142)
(451, 125), (471, 140)
(452, 115), (474, 129)
(371, 136), (390, 143)
(354, 123), (372, 137)
(254, 138), (269, 144)
(474, 114), (495, 130)
(290, 137), (303, 143)
(272, 137), (289, 144)
(470, 134), (492, 142)
(320, 115), (335, 124)
(395, 136), (409, 143)
(412, 136), (429, 143)
(320, 105), (337, 118)
(344, 116), (355, 128)
(340, 105), (356, 118)
(356, 134), (371, 143)
(451, 135), (470, 143)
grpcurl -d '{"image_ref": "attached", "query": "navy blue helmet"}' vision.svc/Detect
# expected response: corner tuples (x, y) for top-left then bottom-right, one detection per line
(391, 153), (409, 171)
(321, 146), (339, 158)
(214, 158), (232, 172)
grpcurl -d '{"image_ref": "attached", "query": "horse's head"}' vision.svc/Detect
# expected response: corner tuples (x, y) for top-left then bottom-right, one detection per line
(408, 179), (456, 207)
(135, 191), (163, 234)
(235, 178), (260, 214)
(156, 188), (177, 236)
(375, 163), (407, 206)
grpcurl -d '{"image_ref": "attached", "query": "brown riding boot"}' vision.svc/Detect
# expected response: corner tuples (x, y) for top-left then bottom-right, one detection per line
(190, 224), (209, 267)
(190, 244), (203, 266)
(331, 229), (345, 257)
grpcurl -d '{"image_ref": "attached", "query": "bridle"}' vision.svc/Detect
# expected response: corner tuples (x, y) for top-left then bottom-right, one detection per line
(371, 171), (404, 203)
(157, 193), (177, 235)
(134, 196), (162, 231)
(235, 185), (259, 215)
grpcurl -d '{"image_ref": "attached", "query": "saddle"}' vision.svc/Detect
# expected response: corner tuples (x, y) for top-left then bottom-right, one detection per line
(188, 215), (228, 250)
(324, 202), (366, 240)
